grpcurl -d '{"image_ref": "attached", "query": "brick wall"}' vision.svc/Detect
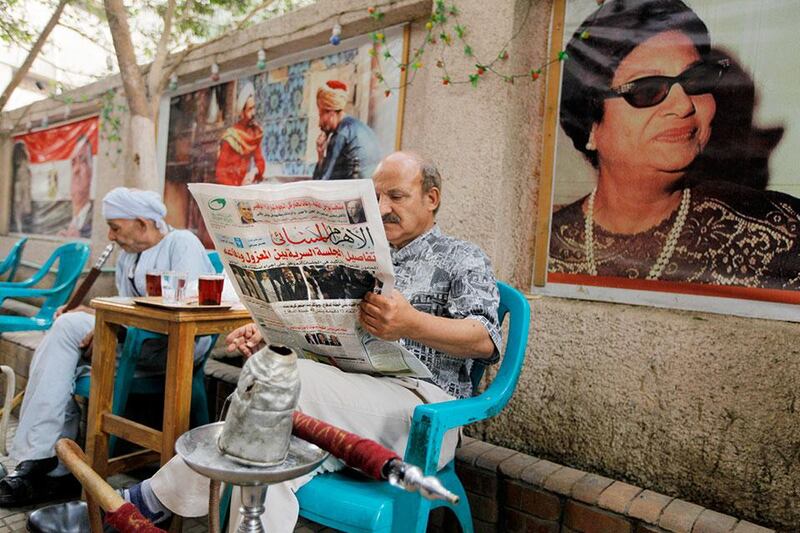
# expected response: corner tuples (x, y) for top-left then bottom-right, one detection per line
(438, 437), (777, 533)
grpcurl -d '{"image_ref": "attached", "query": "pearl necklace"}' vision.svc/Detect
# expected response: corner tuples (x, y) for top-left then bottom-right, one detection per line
(584, 188), (691, 280)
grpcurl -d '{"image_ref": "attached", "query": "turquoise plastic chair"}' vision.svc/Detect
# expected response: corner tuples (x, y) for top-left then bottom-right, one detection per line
(0, 242), (90, 332)
(74, 252), (226, 443)
(207, 251), (223, 275)
(218, 282), (529, 532)
(294, 281), (529, 533)
(0, 237), (27, 282)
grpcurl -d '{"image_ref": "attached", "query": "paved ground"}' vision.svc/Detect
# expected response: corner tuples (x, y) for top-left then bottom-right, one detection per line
(0, 415), (336, 532)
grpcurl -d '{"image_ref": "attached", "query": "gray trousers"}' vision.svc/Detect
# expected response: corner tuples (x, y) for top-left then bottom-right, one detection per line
(11, 311), (210, 476)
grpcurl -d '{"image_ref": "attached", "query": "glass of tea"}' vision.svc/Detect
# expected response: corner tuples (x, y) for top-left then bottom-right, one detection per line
(198, 275), (225, 305)
(161, 271), (188, 304)
(145, 271), (162, 297)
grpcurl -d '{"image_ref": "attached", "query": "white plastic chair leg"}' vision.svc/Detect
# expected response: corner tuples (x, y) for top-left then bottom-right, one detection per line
(0, 365), (16, 455)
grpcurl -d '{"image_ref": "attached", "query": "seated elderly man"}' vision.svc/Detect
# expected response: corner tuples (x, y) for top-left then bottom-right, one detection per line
(0, 187), (214, 507)
(119, 152), (503, 531)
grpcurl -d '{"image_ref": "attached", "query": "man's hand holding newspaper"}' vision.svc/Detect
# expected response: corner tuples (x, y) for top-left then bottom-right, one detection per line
(189, 179), (432, 378)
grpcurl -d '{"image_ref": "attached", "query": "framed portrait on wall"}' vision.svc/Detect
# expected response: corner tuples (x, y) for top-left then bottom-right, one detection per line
(534, 0), (800, 321)
(157, 25), (408, 248)
(8, 116), (99, 239)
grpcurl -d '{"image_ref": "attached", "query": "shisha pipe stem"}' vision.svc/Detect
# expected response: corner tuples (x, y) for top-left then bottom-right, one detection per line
(289, 412), (458, 503)
(383, 458), (460, 505)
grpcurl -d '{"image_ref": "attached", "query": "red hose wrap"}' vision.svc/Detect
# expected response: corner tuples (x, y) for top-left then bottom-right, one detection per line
(292, 411), (400, 480)
(104, 502), (168, 533)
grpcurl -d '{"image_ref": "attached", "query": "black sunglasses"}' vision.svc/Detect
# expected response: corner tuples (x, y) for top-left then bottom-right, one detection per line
(605, 59), (730, 108)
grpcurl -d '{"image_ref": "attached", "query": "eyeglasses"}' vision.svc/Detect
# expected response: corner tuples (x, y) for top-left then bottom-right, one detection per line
(605, 59), (730, 108)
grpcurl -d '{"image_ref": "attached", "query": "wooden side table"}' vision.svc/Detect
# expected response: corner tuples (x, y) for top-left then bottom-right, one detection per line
(84, 297), (252, 480)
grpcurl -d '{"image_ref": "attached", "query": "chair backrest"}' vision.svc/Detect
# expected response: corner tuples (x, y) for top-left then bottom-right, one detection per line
(0, 238), (27, 282)
(404, 280), (530, 473)
(207, 251), (224, 274)
(468, 281), (529, 393)
(35, 243), (91, 319)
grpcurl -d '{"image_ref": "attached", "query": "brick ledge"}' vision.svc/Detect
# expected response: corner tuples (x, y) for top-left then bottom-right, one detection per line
(451, 436), (775, 533)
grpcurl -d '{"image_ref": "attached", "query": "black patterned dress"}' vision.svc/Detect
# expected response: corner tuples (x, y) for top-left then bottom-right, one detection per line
(548, 182), (800, 289)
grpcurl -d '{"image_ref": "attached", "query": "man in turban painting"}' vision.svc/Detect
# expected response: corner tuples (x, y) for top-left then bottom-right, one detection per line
(216, 82), (266, 185)
(313, 80), (382, 180)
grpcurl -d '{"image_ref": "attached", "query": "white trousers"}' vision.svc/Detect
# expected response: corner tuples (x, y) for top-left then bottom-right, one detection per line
(151, 359), (458, 533)
(11, 312), (95, 472)
(11, 311), (211, 476)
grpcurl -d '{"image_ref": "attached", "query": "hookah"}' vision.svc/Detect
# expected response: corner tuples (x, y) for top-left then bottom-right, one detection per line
(176, 344), (457, 533)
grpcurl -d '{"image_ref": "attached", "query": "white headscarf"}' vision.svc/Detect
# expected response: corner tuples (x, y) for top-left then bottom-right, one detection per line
(102, 187), (169, 234)
(237, 82), (255, 114)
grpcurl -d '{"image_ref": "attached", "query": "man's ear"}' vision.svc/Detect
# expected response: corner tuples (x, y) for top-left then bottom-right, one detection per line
(134, 218), (149, 231)
(426, 186), (441, 213)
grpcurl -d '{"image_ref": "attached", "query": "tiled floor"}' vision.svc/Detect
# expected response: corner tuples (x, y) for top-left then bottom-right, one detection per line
(0, 415), (337, 532)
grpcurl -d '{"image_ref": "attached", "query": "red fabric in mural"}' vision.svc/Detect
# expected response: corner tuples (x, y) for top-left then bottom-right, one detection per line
(14, 117), (98, 163)
(215, 121), (266, 185)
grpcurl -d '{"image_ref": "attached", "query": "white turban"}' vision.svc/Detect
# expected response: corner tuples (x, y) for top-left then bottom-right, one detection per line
(102, 187), (168, 234)
(237, 82), (255, 113)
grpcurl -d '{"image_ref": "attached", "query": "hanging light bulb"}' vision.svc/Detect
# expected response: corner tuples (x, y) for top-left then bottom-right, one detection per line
(25, 119), (32, 130)
(330, 23), (342, 46)
(169, 73), (178, 91)
(257, 48), (267, 70)
(210, 62), (220, 82)
(41, 114), (49, 128)
(63, 105), (71, 120)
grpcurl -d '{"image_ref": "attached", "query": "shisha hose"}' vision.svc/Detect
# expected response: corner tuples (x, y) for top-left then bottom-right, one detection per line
(291, 411), (459, 504)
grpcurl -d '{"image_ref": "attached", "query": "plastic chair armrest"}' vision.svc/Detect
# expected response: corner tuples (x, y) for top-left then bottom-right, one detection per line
(0, 276), (40, 289)
(0, 285), (63, 299)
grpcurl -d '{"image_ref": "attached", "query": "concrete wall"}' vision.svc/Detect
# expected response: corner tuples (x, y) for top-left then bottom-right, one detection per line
(400, 1), (797, 529)
(0, 0), (796, 529)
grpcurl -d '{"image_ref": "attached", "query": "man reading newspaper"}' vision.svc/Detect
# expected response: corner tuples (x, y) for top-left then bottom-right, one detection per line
(122, 152), (503, 531)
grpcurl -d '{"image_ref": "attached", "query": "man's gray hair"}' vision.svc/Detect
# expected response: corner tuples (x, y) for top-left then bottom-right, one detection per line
(407, 153), (442, 214)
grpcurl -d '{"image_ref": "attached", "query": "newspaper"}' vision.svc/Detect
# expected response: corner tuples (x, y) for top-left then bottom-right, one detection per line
(189, 180), (432, 378)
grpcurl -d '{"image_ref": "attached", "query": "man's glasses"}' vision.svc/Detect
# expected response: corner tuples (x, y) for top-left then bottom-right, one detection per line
(605, 59), (730, 108)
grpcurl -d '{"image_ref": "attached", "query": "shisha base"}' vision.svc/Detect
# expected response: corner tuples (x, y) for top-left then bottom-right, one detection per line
(176, 422), (328, 533)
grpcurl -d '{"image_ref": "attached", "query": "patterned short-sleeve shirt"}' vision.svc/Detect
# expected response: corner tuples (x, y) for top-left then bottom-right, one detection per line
(392, 225), (502, 398)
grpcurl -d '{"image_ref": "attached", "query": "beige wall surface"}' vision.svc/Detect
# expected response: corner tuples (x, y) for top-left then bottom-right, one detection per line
(0, 0), (796, 529)
(401, 1), (796, 529)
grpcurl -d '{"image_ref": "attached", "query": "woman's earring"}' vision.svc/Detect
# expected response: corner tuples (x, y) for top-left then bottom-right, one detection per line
(585, 130), (597, 151)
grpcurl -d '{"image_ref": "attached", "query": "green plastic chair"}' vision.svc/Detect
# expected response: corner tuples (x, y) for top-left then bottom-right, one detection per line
(73, 252), (225, 445)
(0, 237), (27, 282)
(0, 242), (90, 333)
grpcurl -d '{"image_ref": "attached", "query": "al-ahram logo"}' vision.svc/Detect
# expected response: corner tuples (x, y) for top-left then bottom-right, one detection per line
(208, 198), (226, 211)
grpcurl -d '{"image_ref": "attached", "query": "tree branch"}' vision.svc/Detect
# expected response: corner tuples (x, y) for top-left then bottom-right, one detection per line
(157, 0), (283, 96)
(0, 0), (69, 112)
(147, 0), (176, 115)
(103, 0), (150, 117)
(58, 19), (115, 54)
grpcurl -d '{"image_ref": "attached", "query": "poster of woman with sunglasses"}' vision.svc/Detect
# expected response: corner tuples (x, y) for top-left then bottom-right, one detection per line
(546, 0), (800, 313)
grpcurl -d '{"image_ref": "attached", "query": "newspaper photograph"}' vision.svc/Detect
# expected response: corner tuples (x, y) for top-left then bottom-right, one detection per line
(189, 180), (432, 378)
